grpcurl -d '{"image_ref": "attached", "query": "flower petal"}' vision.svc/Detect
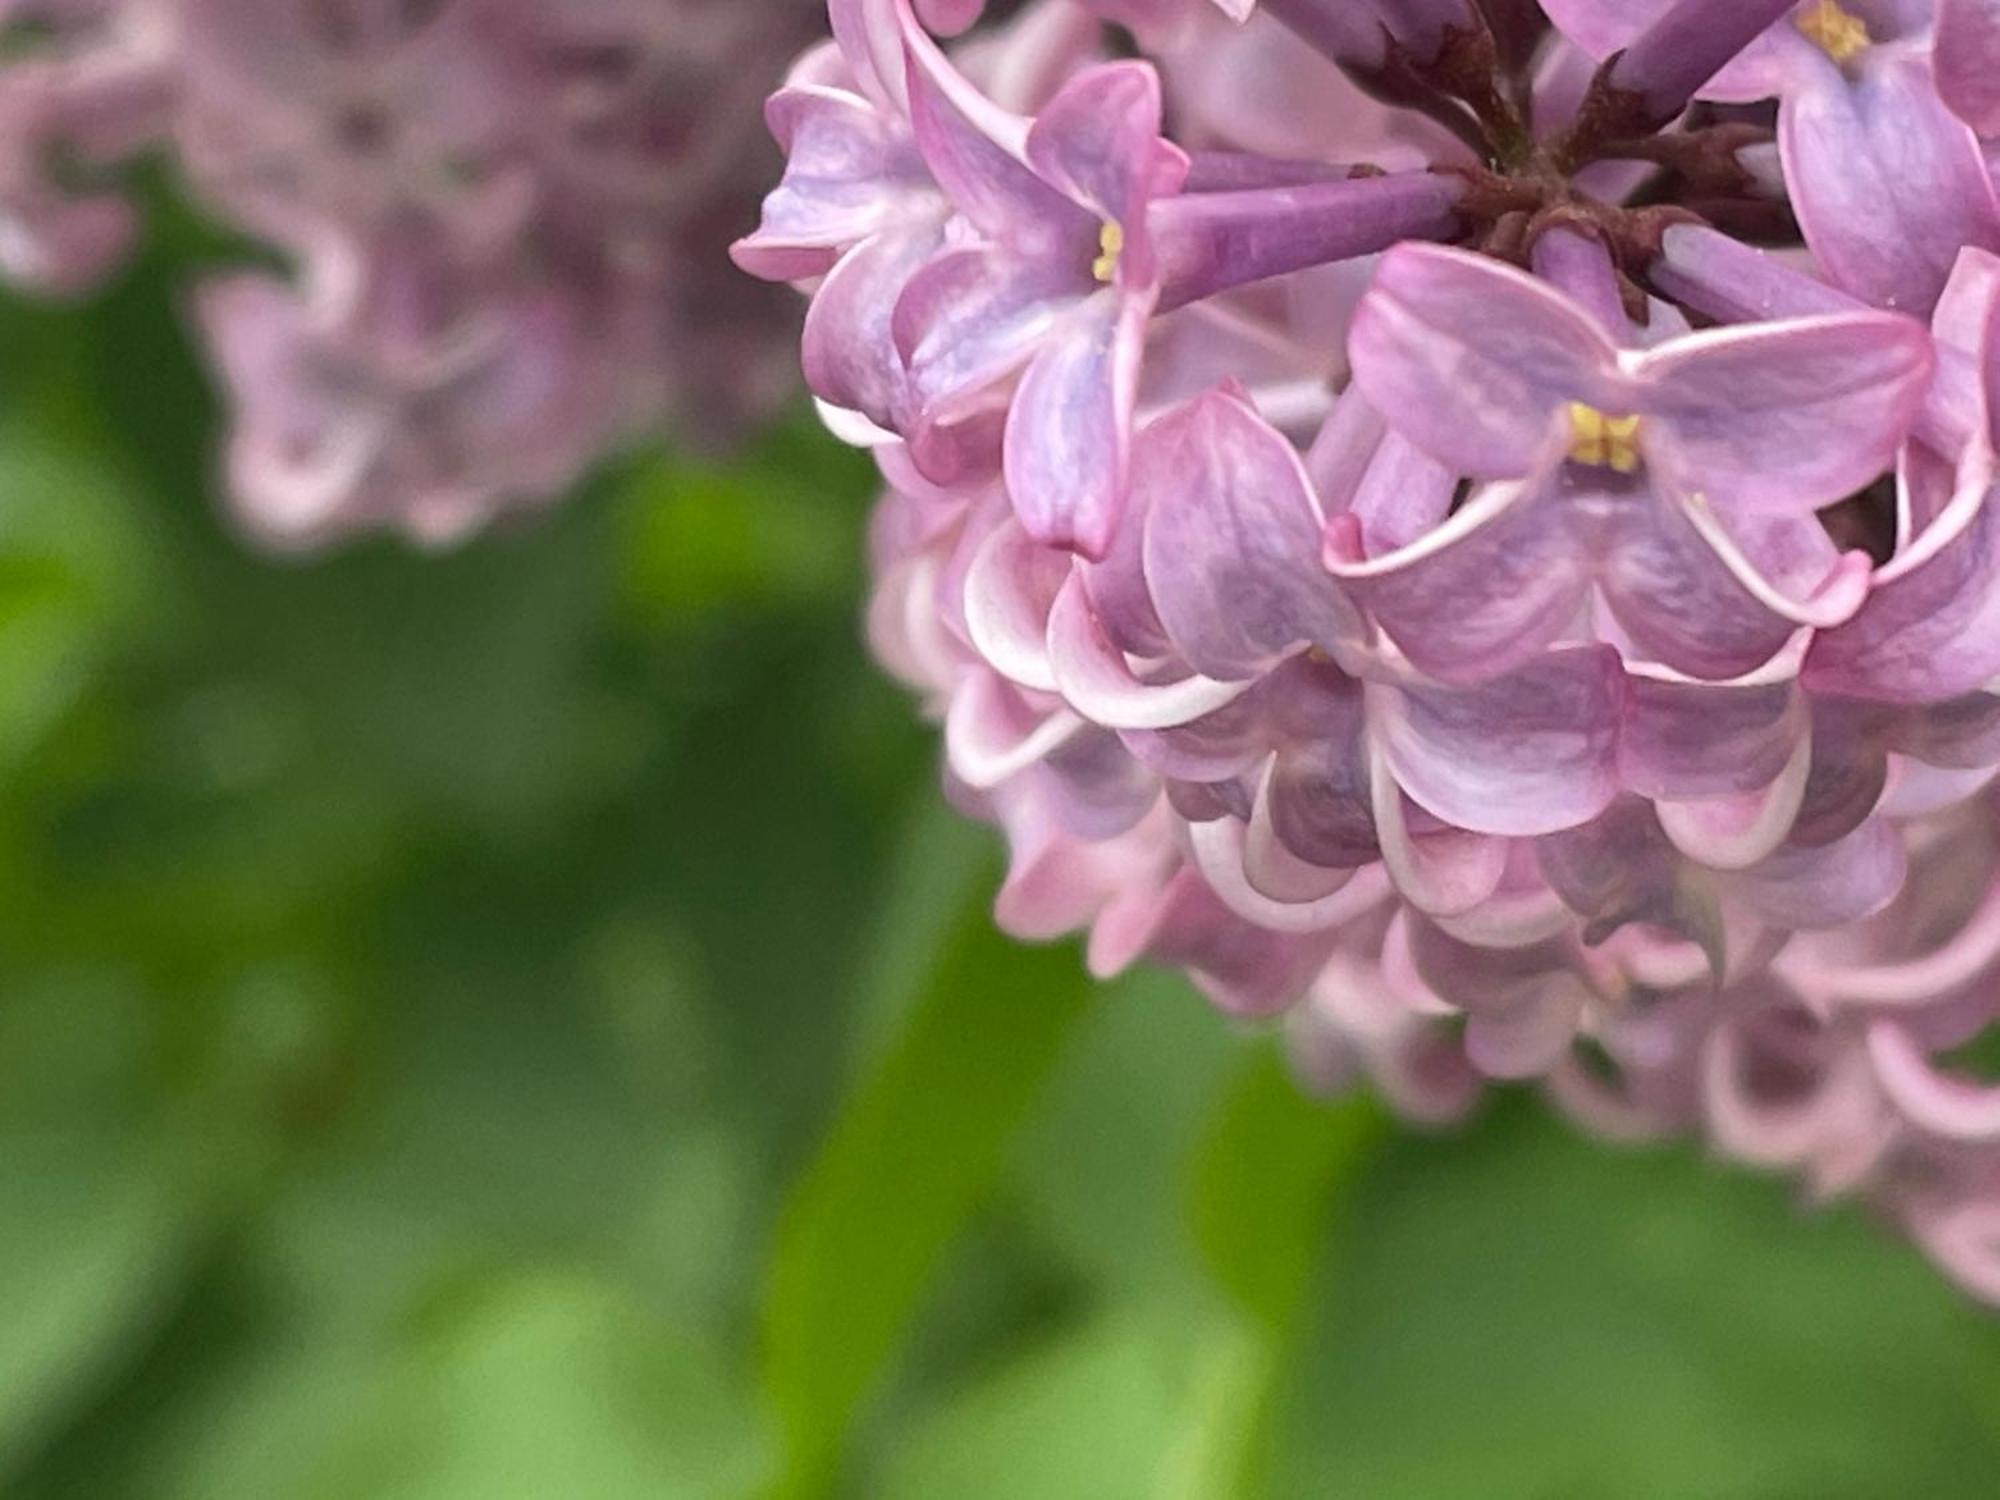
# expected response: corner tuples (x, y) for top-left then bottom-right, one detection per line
(1325, 474), (1590, 685)
(1937, 0), (2000, 135)
(1047, 571), (1251, 728)
(1779, 54), (2000, 314)
(1142, 388), (1360, 679)
(1370, 646), (1627, 838)
(1639, 310), (1933, 513)
(1004, 290), (1146, 558)
(1348, 243), (1624, 479)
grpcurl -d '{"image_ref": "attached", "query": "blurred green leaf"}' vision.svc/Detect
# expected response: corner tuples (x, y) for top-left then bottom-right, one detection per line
(1190, 1046), (1388, 1332)
(617, 420), (875, 629)
(1262, 1100), (2000, 1500)
(1011, 969), (1239, 1301)
(761, 896), (1095, 1497)
(162, 1272), (768, 1500)
(0, 1131), (203, 1484)
(875, 1315), (1195, 1500)
(0, 427), (150, 771)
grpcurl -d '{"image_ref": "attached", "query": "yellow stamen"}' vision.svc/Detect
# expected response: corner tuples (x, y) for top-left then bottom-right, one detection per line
(1567, 402), (1643, 474)
(1795, 0), (1870, 62)
(1091, 221), (1124, 283)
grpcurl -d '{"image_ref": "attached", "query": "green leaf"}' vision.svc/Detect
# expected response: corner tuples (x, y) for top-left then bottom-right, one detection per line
(874, 1315), (1196, 1500)
(761, 893), (1096, 1497)
(160, 1273), (769, 1500)
(1189, 1044), (1388, 1331)
(0, 1131), (201, 1483)
(0, 429), (148, 771)
(1262, 1099), (2000, 1500)
(1011, 969), (1239, 1301)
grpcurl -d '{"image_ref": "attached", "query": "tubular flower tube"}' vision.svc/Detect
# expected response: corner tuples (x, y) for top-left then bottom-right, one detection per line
(0, 0), (821, 547)
(747, 0), (2000, 1301)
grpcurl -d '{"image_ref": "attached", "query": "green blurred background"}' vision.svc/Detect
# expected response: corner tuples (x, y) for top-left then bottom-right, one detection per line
(4, 204), (2000, 1500)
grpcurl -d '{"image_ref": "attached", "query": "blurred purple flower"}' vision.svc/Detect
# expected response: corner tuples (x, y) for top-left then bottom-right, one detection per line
(0, 0), (818, 546)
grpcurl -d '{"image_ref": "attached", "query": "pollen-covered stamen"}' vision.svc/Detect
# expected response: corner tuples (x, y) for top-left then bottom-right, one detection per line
(1567, 402), (1644, 472)
(1795, 0), (1870, 61)
(1091, 221), (1124, 283)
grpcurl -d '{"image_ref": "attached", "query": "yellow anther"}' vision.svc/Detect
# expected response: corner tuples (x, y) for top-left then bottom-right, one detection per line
(1795, 0), (1870, 62)
(1567, 402), (1644, 474)
(1091, 220), (1124, 283)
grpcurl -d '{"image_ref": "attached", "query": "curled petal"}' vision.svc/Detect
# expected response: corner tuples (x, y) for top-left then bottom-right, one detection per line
(1325, 475), (1589, 686)
(1734, 818), (1907, 931)
(901, 27), (1081, 241)
(1805, 474), (2000, 703)
(944, 670), (1082, 787)
(1371, 751), (1509, 917)
(1868, 1022), (2000, 1141)
(1047, 572), (1250, 728)
(1143, 388), (1360, 678)
(963, 518), (1067, 692)
(1370, 647), (1626, 838)
(1656, 734), (1812, 871)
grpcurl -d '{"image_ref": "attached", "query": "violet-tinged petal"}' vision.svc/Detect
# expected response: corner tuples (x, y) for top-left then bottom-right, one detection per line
(1187, 815), (1359, 932)
(1004, 289), (1146, 558)
(1248, 767), (1383, 901)
(1620, 669), (1806, 801)
(1022, 61), (1183, 280)
(1046, 571), (1251, 728)
(1780, 52), (2000, 314)
(1655, 736), (1812, 870)
(1371, 646), (1627, 839)
(1639, 311), (1933, 514)
(1937, 0), (2000, 135)
(901, 29), (1085, 244)
(1142, 388), (1360, 678)
(1595, 488), (1858, 679)
(733, 86), (933, 281)
(1325, 475), (1590, 686)
(1734, 817), (1907, 930)
(1537, 798), (1726, 965)
(1805, 471), (2000, 703)
(1262, 663), (1380, 869)
(1330, 418), (1448, 555)
(944, 669), (1083, 787)
(803, 221), (946, 428)
(896, 244), (1079, 424)
(1348, 243), (1624, 479)
(1039, 724), (1163, 837)
(1371, 759), (1511, 917)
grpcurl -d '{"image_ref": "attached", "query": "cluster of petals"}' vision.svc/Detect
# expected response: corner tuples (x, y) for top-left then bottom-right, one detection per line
(0, 0), (815, 545)
(748, 0), (2000, 1298)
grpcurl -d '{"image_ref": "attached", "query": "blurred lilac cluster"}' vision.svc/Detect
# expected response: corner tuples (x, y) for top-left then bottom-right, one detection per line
(741, 0), (2000, 1297)
(0, 0), (813, 545)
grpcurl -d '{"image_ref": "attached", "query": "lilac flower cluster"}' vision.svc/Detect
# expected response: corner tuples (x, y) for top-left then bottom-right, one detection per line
(742, 0), (2000, 1296)
(0, 0), (814, 546)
